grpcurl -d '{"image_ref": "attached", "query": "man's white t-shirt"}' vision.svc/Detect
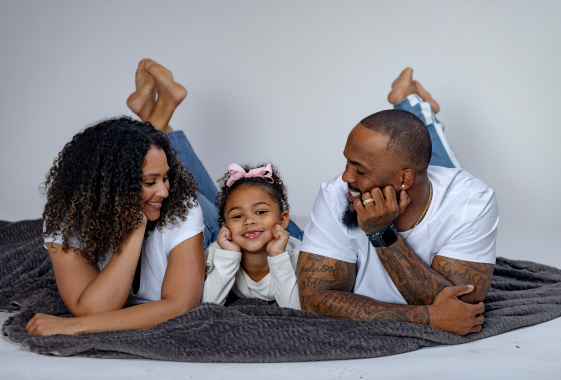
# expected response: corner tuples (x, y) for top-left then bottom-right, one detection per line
(300, 166), (499, 305)
(44, 204), (205, 305)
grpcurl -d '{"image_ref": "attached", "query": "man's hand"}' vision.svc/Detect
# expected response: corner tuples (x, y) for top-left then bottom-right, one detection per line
(266, 224), (290, 257)
(216, 225), (241, 252)
(26, 313), (80, 336)
(428, 284), (485, 335)
(354, 186), (410, 234)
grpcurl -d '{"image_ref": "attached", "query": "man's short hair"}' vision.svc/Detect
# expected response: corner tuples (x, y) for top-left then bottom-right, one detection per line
(360, 109), (432, 173)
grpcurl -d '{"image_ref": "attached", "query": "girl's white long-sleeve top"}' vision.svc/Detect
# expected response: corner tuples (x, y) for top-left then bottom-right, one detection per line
(201, 237), (301, 309)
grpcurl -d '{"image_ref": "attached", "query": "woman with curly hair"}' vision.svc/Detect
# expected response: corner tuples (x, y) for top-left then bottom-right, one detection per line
(26, 116), (207, 335)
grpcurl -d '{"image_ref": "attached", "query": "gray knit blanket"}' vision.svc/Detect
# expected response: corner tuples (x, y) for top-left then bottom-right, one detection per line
(1, 219), (561, 362)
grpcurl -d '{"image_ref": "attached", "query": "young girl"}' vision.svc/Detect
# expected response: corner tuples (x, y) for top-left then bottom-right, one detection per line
(202, 163), (301, 309)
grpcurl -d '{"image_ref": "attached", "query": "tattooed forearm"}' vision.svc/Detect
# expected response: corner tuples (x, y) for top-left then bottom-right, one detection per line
(376, 236), (452, 305)
(309, 290), (430, 325)
(433, 257), (494, 303)
(297, 251), (430, 325)
(297, 251), (355, 311)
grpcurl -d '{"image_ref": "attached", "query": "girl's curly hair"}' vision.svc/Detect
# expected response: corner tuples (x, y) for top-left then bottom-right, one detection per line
(215, 163), (289, 225)
(42, 116), (199, 264)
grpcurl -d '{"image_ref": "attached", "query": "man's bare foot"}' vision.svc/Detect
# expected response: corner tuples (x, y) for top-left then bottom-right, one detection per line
(145, 61), (187, 132)
(387, 67), (440, 114)
(388, 68), (417, 105)
(126, 59), (157, 121)
(414, 80), (440, 114)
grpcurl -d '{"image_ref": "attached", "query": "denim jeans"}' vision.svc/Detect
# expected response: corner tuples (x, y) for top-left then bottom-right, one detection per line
(394, 94), (461, 169)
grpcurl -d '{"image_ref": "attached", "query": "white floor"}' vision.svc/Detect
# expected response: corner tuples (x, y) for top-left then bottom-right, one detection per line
(1, 313), (560, 380)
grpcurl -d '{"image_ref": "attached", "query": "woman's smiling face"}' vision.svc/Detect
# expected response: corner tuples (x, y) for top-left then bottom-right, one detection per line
(140, 146), (170, 221)
(224, 186), (289, 253)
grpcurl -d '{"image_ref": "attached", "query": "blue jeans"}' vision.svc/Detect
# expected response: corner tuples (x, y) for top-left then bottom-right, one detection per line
(166, 131), (303, 249)
(394, 94), (461, 169)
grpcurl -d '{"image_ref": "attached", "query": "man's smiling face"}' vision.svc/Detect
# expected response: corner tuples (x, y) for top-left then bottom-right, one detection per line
(341, 124), (401, 228)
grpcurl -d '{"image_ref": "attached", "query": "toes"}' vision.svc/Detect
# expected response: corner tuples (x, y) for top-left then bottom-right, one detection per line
(391, 67), (414, 89)
(413, 80), (440, 113)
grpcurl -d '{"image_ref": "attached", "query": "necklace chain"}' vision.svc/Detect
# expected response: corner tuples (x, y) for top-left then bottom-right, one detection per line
(404, 181), (433, 240)
(242, 271), (272, 304)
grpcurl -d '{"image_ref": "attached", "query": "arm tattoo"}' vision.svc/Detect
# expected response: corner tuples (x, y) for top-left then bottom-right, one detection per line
(376, 236), (452, 305)
(297, 251), (430, 325)
(433, 257), (494, 303)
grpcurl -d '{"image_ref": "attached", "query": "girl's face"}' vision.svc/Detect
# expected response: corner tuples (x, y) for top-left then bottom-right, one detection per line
(140, 146), (170, 221)
(224, 186), (289, 253)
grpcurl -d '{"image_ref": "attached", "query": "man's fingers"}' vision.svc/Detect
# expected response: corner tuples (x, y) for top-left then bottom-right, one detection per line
(470, 324), (483, 334)
(361, 191), (373, 202)
(444, 284), (474, 297)
(370, 187), (385, 204)
(354, 198), (366, 215)
(473, 301), (485, 315)
(474, 314), (485, 326)
(398, 190), (411, 213)
(382, 186), (397, 204)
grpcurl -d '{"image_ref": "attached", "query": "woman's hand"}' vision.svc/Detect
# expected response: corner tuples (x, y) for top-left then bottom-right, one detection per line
(266, 224), (290, 257)
(216, 225), (241, 252)
(25, 313), (80, 336)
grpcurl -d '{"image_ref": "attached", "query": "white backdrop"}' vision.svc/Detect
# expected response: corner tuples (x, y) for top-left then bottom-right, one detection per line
(1, 1), (559, 267)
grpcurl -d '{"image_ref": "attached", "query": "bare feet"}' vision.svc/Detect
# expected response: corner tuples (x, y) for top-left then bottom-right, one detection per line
(387, 67), (440, 114)
(145, 61), (188, 133)
(126, 59), (157, 121)
(413, 80), (440, 114)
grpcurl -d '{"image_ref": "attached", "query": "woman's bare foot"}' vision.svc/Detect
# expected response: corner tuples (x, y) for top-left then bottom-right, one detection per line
(145, 61), (187, 133)
(126, 59), (157, 121)
(414, 80), (440, 114)
(387, 67), (440, 114)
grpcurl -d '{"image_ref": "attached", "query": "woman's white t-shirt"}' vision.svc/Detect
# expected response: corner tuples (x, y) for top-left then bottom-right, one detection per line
(43, 204), (205, 305)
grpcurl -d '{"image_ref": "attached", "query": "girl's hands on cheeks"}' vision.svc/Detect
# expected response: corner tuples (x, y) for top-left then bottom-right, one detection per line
(25, 313), (79, 336)
(217, 225), (241, 252)
(266, 224), (289, 257)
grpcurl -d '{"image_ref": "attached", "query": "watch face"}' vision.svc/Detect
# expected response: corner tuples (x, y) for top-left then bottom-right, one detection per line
(382, 229), (398, 246)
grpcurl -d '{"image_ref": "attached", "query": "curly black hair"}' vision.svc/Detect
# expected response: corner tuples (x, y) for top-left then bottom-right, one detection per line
(42, 116), (199, 263)
(215, 163), (290, 226)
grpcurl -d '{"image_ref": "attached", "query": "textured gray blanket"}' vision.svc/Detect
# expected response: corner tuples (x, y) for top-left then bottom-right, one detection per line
(1, 219), (561, 362)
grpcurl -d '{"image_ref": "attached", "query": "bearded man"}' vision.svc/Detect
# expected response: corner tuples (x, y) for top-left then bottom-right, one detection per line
(297, 68), (498, 336)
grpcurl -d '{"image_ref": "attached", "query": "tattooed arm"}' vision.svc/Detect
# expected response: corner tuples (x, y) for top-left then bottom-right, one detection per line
(431, 257), (494, 304)
(375, 237), (494, 305)
(297, 251), (486, 336)
(355, 185), (495, 306)
(376, 236), (452, 305)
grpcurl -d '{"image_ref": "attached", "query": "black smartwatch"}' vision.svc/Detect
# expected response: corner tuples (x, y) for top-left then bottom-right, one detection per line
(369, 224), (399, 248)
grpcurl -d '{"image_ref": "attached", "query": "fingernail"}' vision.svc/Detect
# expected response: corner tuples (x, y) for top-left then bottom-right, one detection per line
(467, 284), (474, 289)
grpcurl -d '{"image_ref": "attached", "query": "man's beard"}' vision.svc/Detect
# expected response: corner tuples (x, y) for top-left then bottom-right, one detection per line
(341, 199), (360, 230)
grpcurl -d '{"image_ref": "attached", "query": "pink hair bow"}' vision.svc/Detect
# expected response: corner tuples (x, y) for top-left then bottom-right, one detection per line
(226, 163), (274, 187)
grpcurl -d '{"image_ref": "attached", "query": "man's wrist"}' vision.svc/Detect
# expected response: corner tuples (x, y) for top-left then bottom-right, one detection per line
(368, 224), (399, 248)
(366, 224), (394, 240)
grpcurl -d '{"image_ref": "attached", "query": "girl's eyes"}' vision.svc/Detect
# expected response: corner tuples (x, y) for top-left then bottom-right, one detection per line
(230, 210), (267, 219)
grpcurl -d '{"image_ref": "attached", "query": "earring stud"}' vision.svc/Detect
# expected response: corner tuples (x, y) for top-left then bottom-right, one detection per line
(402, 184), (405, 188)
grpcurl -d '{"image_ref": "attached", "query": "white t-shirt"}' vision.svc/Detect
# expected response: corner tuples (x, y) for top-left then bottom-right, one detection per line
(43, 204), (205, 305)
(300, 166), (499, 305)
(202, 237), (301, 309)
